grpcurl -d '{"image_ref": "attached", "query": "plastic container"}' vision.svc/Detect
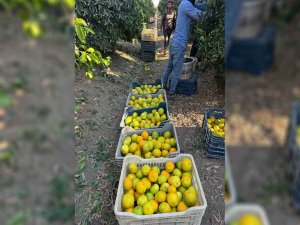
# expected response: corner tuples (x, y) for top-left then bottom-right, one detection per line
(225, 204), (270, 225)
(120, 102), (170, 130)
(141, 51), (156, 62)
(115, 122), (181, 166)
(141, 41), (157, 52)
(203, 108), (225, 142)
(130, 79), (162, 95)
(234, 0), (268, 39)
(174, 75), (198, 96)
(114, 154), (207, 225)
(141, 28), (158, 42)
(126, 89), (168, 109)
(225, 153), (237, 209)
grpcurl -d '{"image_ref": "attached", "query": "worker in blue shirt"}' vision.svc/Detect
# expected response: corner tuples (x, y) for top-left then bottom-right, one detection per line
(162, 0), (206, 97)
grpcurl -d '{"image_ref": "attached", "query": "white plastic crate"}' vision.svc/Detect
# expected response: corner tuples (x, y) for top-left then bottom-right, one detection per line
(115, 122), (181, 166)
(125, 89), (168, 109)
(225, 204), (270, 225)
(114, 154), (207, 225)
(225, 152), (237, 209)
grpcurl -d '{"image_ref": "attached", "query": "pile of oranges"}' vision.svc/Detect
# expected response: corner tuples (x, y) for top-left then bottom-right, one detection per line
(121, 157), (201, 215)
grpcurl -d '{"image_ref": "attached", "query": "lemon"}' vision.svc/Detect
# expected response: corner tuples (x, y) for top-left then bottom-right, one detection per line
(181, 175), (192, 188)
(239, 214), (262, 225)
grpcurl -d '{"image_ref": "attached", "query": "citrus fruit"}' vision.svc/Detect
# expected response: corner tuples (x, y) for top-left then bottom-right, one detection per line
(169, 138), (176, 147)
(183, 190), (197, 207)
(141, 131), (149, 140)
(165, 161), (175, 173)
(178, 186), (187, 194)
(161, 170), (170, 179)
(141, 165), (151, 176)
(163, 131), (171, 139)
(124, 177), (133, 191)
(155, 191), (167, 203)
(158, 174), (168, 185)
(168, 176), (181, 187)
(176, 161), (182, 170)
(133, 206), (143, 215)
(160, 183), (170, 192)
(181, 175), (192, 188)
(167, 185), (177, 193)
(149, 199), (159, 213)
(121, 145), (129, 155)
(152, 131), (159, 139)
(169, 147), (177, 153)
(150, 183), (160, 195)
(142, 178), (151, 190)
(129, 143), (138, 153)
(137, 194), (148, 206)
(132, 178), (140, 190)
(152, 148), (162, 157)
(136, 181), (147, 194)
(151, 166), (160, 174)
(122, 194), (134, 209)
(148, 170), (158, 182)
(181, 158), (192, 172)
(177, 201), (188, 212)
(126, 207), (134, 213)
(136, 136), (143, 143)
(143, 201), (155, 215)
(176, 191), (182, 201)
(159, 202), (171, 213)
(167, 192), (180, 207)
(129, 163), (138, 174)
(146, 192), (155, 201)
(162, 143), (171, 151)
(134, 191), (141, 200)
(161, 150), (169, 157)
(239, 214), (262, 225)
(171, 207), (177, 212)
(173, 168), (182, 178)
(182, 172), (192, 179)
(142, 142), (151, 153)
(144, 152), (152, 158)
(136, 169), (144, 179)
(125, 189), (135, 196)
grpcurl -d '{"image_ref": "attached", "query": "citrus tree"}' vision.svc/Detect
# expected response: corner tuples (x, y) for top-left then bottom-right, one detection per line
(75, 0), (155, 53)
(193, 0), (225, 75)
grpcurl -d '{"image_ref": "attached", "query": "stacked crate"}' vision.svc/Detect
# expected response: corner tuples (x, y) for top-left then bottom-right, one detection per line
(141, 29), (157, 62)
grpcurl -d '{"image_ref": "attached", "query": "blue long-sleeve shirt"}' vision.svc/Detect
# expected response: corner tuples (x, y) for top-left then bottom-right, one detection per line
(172, 0), (206, 50)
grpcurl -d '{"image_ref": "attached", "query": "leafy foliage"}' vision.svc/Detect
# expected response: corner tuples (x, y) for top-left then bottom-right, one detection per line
(193, 0), (225, 75)
(0, 0), (74, 38)
(75, 18), (111, 79)
(75, 0), (155, 53)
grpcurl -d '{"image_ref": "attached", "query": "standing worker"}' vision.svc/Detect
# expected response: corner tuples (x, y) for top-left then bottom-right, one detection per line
(161, 0), (177, 55)
(162, 0), (207, 98)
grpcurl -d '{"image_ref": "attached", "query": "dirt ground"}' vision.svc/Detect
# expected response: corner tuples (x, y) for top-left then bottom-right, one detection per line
(0, 15), (74, 225)
(226, 13), (300, 225)
(75, 37), (225, 223)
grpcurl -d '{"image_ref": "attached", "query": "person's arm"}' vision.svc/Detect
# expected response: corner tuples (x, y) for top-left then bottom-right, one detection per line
(184, 2), (205, 20)
(161, 12), (166, 30)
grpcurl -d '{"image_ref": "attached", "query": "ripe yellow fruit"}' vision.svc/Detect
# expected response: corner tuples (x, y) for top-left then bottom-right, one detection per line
(149, 199), (159, 213)
(151, 166), (160, 174)
(183, 190), (197, 207)
(152, 148), (162, 157)
(176, 191), (182, 201)
(161, 170), (170, 179)
(127, 174), (136, 180)
(133, 205), (143, 215)
(142, 178), (151, 190)
(178, 186), (187, 194)
(159, 202), (171, 213)
(136, 181), (147, 194)
(165, 161), (175, 173)
(132, 178), (140, 190)
(181, 175), (192, 188)
(239, 214), (262, 225)
(160, 183), (170, 192)
(129, 143), (138, 153)
(124, 178), (133, 191)
(173, 168), (182, 178)
(122, 194), (135, 209)
(150, 183), (160, 195)
(126, 207), (134, 213)
(143, 201), (155, 215)
(158, 174), (168, 185)
(167, 192), (180, 207)
(167, 185), (177, 193)
(169, 147), (177, 153)
(181, 158), (192, 172)
(125, 189), (135, 196)
(121, 145), (129, 155)
(161, 150), (169, 157)
(182, 172), (192, 179)
(164, 131), (172, 139)
(148, 170), (159, 183)
(155, 191), (167, 203)
(136, 169), (144, 179)
(136, 136), (143, 143)
(177, 201), (188, 212)
(137, 194), (148, 206)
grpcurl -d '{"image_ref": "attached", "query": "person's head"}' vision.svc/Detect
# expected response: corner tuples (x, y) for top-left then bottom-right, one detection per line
(167, 0), (174, 10)
(188, 0), (196, 5)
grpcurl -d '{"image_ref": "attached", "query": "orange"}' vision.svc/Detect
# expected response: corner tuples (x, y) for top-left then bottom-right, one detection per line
(166, 161), (175, 173)
(125, 207), (134, 213)
(141, 178), (151, 190)
(134, 191), (141, 200)
(152, 148), (162, 157)
(157, 174), (168, 185)
(167, 185), (177, 193)
(134, 149), (141, 156)
(181, 175), (192, 188)
(141, 131), (149, 140)
(136, 136), (143, 143)
(159, 202), (171, 213)
(136, 181), (147, 194)
(181, 158), (192, 172)
(168, 176), (181, 188)
(177, 201), (188, 212)
(167, 192), (180, 207)
(129, 143), (138, 153)
(161, 170), (170, 179)
(143, 201), (155, 215)
(139, 140), (146, 148)
(137, 194), (148, 206)
(122, 194), (135, 209)
(129, 163), (138, 174)
(150, 183), (159, 195)
(151, 166), (160, 174)
(132, 178), (140, 190)
(182, 172), (192, 179)
(155, 191), (167, 203)
(160, 183), (170, 192)
(124, 177), (133, 191)
(161, 150), (169, 157)
(169, 147), (177, 153)
(149, 199), (159, 213)
(127, 174), (136, 180)
(148, 170), (158, 183)
(183, 190), (197, 207)
(125, 189), (135, 196)
(141, 165), (151, 176)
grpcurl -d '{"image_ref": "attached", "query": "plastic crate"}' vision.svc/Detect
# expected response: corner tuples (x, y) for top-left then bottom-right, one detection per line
(203, 108), (225, 143)
(126, 89), (168, 109)
(115, 122), (180, 166)
(141, 41), (157, 52)
(120, 102), (170, 130)
(205, 147), (225, 159)
(173, 74), (198, 96)
(227, 26), (276, 75)
(114, 154), (207, 225)
(225, 152), (237, 209)
(130, 79), (162, 95)
(225, 204), (270, 225)
(141, 50), (156, 62)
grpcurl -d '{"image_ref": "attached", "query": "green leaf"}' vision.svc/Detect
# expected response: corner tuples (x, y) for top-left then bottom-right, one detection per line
(0, 92), (12, 107)
(85, 72), (94, 79)
(75, 18), (87, 27)
(87, 47), (95, 53)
